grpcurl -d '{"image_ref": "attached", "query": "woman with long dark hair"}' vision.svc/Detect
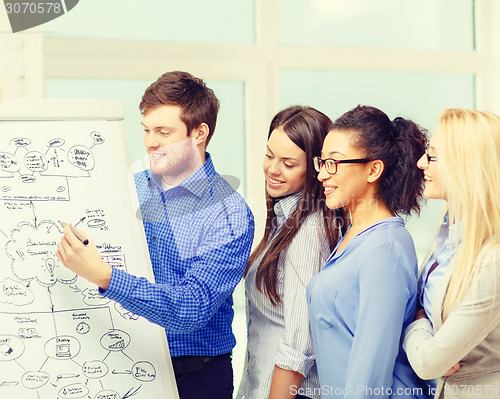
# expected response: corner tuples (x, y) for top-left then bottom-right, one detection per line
(307, 105), (430, 398)
(237, 106), (345, 399)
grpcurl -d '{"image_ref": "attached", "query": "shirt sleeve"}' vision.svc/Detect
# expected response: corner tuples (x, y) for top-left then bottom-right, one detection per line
(346, 240), (416, 398)
(102, 203), (254, 333)
(274, 213), (330, 377)
(403, 249), (500, 380)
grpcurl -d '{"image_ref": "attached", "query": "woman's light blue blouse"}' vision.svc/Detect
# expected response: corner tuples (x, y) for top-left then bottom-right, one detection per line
(419, 214), (460, 324)
(307, 217), (429, 399)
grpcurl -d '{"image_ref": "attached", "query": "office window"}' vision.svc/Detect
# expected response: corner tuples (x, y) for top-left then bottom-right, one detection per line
(280, 69), (475, 132)
(279, 0), (474, 50)
(43, 0), (256, 45)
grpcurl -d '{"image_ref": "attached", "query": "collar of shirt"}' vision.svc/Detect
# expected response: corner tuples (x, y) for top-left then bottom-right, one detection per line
(325, 216), (404, 265)
(430, 213), (462, 269)
(419, 213), (462, 323)
(273, 191), (302, 227)
(448, 219), (462, 250)
(342, 216), (404, 242)
(147, 152), (216, 198)
(434, 213), (450, 251)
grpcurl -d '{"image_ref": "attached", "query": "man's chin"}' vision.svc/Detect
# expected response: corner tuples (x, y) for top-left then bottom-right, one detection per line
(149, 159), (169, 172)
(150, 166), (182, 179)
(150, 165), (168, 175)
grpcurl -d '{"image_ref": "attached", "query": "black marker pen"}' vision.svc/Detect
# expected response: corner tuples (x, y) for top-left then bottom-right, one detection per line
(58, 220), (89, 246)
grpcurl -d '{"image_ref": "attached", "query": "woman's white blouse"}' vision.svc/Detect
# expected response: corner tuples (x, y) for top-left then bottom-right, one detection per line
(237, 192), (331, 399)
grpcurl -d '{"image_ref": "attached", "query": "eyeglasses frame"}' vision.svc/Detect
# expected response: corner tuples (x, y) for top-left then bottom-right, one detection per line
(313, 156), (372, 175)
(425, 153), (437, 163)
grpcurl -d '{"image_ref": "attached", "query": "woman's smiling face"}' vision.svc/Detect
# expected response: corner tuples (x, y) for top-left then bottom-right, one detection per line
(263, 127), (307, 198)
(317, 130), (373, 210)
(416, 135), (446, 200)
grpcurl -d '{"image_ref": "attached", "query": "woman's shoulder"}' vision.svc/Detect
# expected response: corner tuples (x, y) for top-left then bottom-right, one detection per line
(300, 209), (326, 229)
(362, 217), (414, 248)
(475, 243), (500, 284)
(356, 218), (417, 273)
(293, 209), (333, 244)
(284, 210), (331, 259)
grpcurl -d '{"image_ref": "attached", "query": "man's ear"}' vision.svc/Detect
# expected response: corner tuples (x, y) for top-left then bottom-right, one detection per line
(191, 123), (210, 147)
(367, 159), (385, 183)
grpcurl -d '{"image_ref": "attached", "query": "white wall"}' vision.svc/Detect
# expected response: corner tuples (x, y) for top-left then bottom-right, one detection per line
(0, 8), (43, 98)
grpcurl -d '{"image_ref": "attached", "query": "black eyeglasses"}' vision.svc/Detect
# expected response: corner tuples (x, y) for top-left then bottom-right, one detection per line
(425, 152), (437, 163)
(313, 156), (372, 175)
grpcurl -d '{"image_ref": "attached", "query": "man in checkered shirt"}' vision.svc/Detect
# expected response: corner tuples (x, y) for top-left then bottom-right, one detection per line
(56, 71), (255, 399)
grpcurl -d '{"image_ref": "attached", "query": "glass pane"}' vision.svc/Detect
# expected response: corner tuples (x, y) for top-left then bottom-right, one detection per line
(280, 69), (474, 259)
(279, 0), (474, 50)
(43, 0), (255, 45)
(45, 78), (247, 195)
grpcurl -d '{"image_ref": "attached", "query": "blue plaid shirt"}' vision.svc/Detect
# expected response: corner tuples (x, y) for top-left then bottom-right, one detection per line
(102, 153), (254, 357)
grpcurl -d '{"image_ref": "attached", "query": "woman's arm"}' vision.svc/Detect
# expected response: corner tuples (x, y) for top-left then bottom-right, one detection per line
(413, 309), (461, 377)
(269, 366), (305, 399)
(403, 250), (500, 380)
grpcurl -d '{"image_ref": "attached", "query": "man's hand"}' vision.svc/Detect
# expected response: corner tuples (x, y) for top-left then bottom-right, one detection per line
(55, 224), (112, 290)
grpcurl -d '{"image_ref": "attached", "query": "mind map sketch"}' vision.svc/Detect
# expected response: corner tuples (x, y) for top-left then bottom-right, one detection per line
(0, 119), (174, 399)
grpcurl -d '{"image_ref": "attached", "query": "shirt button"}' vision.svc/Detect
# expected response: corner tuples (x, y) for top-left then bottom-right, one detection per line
(152, 237), (156, 242)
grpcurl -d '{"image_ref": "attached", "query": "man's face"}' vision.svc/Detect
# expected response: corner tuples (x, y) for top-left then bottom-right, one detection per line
(141, 105), (200, 183)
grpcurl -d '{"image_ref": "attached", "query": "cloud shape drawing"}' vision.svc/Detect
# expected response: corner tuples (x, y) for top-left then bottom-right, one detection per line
(6, 221), (77, 287)
(81, 288), (110, 306)
(0, 277), (35, 306)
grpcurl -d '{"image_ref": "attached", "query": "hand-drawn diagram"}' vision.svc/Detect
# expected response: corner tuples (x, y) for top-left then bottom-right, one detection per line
(0, 118), (173, 399)
(0, 308), (157, 399)
(0, 132), (103, 202)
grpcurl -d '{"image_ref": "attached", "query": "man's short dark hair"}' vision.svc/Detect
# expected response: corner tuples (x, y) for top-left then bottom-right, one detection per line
(139, 71), (220, 144)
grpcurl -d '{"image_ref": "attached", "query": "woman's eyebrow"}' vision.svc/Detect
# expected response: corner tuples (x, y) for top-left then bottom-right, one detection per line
(322, 150), (346, 157)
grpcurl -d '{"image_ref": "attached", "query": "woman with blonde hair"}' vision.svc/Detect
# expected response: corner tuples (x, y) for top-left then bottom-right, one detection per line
(404, 108), (500, 398)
